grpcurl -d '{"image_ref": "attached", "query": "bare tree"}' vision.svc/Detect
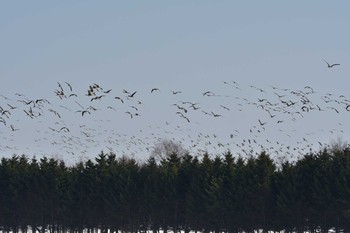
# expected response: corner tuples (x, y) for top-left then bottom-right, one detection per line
(151, 139), (188, 161)
(329, 136), (349, 153)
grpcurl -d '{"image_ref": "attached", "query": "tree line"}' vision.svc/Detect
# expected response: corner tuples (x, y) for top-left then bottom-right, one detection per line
(0, 147), (350, 233)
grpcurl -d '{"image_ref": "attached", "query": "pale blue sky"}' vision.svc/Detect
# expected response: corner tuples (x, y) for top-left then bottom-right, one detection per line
(1, 1), (349, 162)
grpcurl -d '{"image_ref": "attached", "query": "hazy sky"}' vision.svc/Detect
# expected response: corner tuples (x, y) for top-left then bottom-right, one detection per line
(1, 1), (350, 163)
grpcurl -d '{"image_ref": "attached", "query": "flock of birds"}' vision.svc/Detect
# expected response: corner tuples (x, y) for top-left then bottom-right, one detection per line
(0, 61), (349, 162)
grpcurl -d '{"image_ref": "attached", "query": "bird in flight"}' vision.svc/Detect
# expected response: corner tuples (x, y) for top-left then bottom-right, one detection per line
(211, 112), (222, 117)
(324, 60), (340, 68)
(65, 82), (73, 92)
(125, 111), (133, 118)
(76, 109), (91, 116)
(10, 125), (19, 131)
(114, 96), (124, 103)
(203, 91), (214, 96)
(172, 90), (182, 95)
(151, 88), (160, 93)
(103, 89), (112, 94)
(91, 95), (105, 102)
(59, 127), (70, 132)
(128, 91), (137, 98)
(258, 119), (267, 126)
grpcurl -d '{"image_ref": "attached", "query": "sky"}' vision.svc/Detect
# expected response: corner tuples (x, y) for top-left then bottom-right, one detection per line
(1, 1), (350, 163)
